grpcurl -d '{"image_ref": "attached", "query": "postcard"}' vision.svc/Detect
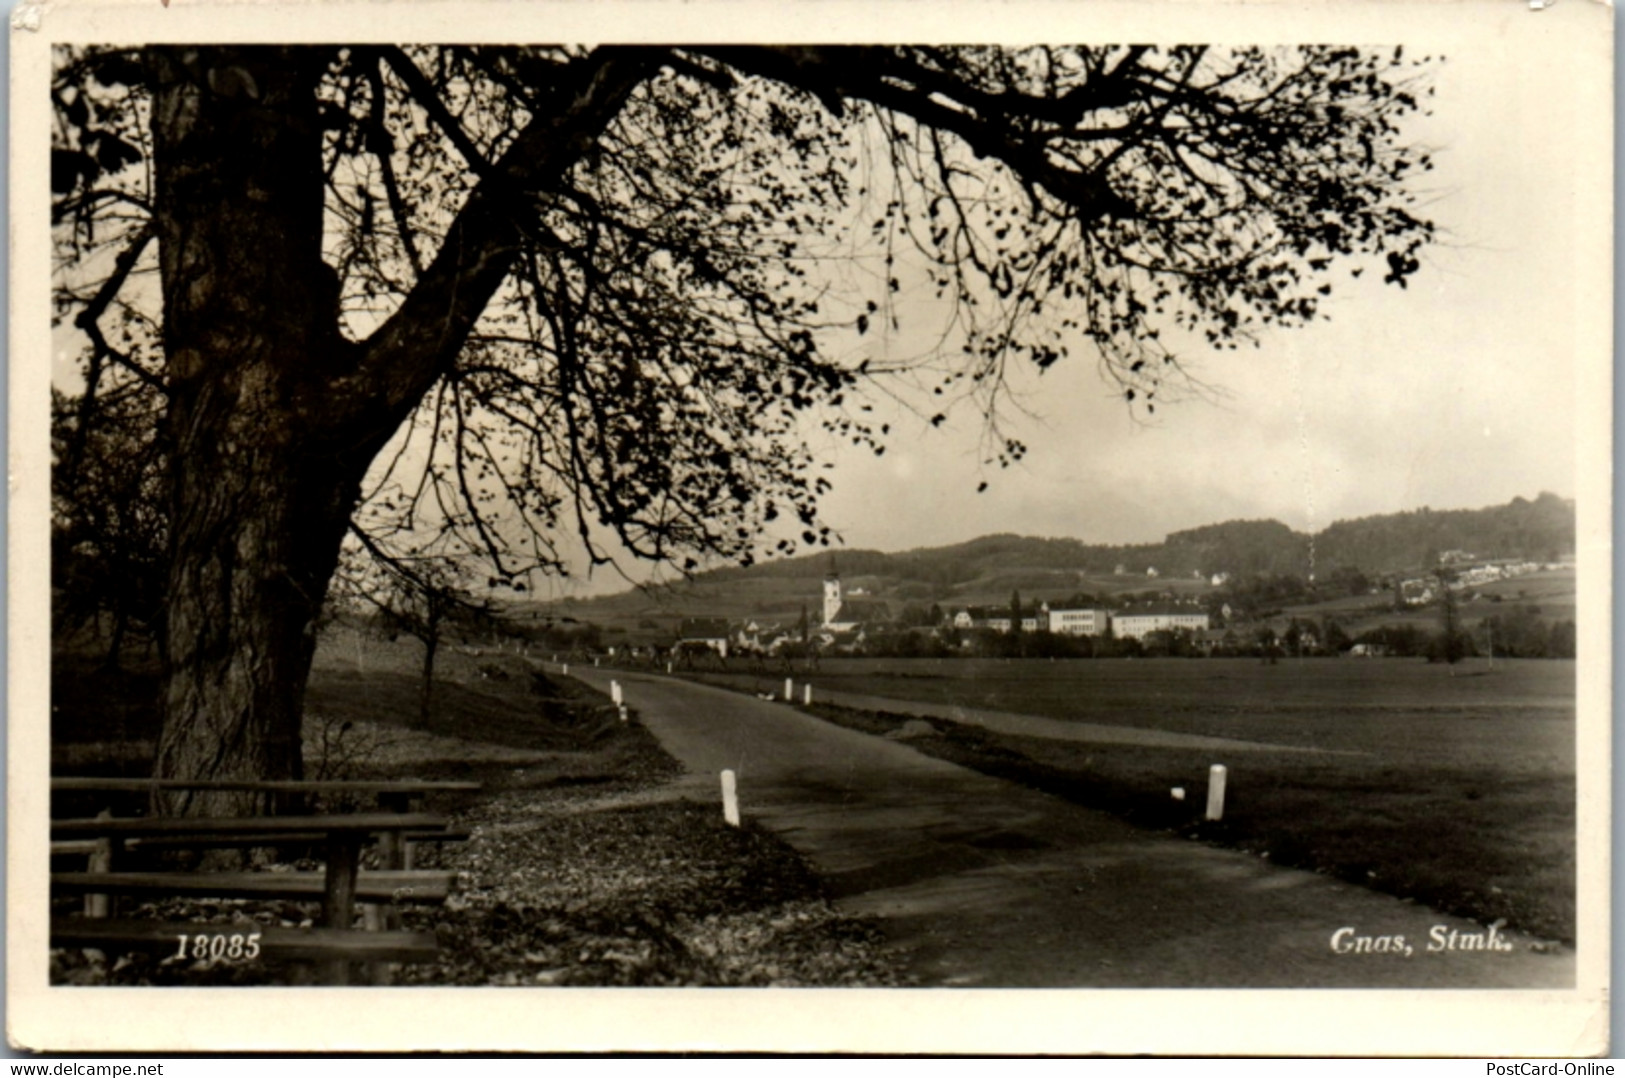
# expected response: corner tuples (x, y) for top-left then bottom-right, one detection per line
(8, 0), (1612, 1056)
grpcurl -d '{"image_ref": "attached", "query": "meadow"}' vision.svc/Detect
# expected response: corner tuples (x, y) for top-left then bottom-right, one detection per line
(798, 655), (1573, 758)
(1278, 569), (1577, 639)
(700, 656), (1578, 943)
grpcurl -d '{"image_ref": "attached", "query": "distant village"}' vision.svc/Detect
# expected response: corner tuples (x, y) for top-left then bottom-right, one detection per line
(1395, 552), (1551, 606)
(660, 570), (1255, 662)
(505, 541), (1574, 666)
(635, 552), (1571, 664)
(667, 573), (1203, 657)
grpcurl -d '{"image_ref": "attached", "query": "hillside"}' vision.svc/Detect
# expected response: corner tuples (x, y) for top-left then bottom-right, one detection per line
(1314, 492), (1574, 573)
(510, 493), (1574, 627)
(701, 493), (1571, 584)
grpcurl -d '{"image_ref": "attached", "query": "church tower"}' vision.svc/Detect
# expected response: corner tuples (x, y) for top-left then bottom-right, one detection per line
(823, 571), (842, 627)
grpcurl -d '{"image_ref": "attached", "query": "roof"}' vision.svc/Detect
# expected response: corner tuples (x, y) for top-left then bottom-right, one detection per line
(954, 605), (1018, 619)
(615, 630), (673, 648)
(677, 617), (731, 640)
(831, 598), (891, 623)
(1114, 605), (1210, 619)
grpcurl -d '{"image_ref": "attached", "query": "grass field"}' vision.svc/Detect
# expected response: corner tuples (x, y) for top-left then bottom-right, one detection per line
(1278, 569), (1576, 637)
(795, 655), (1573, 755)
(693, 656), (1577, 943)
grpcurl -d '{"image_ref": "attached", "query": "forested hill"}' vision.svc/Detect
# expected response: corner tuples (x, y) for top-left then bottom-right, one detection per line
(1312, 492), (1575, 571)
(701, 493), (1575, 587)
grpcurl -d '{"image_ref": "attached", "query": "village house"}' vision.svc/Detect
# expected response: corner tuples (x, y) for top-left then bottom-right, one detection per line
(984, 613), (1042, 633)
(1454, 565), (1504, 588)
(735, 619), (805, 653)
(675, 617), (732, 658)
(1399, 579), (1436, 606)
(949, 606), (1037, 633)
(1110, 605), (1211, 641)
(1045, 607), (1110, 636)
(822, 573), (890, 634)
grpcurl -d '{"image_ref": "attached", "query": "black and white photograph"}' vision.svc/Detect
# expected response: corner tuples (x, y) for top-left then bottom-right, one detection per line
(7, 0), (1612, 1057)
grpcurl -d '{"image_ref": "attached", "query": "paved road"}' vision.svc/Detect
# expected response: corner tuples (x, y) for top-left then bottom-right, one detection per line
(568, 666), (1573, 988)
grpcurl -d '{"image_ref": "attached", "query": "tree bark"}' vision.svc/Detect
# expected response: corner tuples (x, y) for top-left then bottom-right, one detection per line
(148, 48), (368, 816)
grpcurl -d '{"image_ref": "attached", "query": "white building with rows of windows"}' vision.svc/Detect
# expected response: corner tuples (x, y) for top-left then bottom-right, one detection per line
(1110, 607), (1211, 641)
(1044, 607), (1110, 636)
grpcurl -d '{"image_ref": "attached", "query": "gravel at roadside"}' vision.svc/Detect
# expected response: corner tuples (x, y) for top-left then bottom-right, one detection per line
(397, 778), (907, 986)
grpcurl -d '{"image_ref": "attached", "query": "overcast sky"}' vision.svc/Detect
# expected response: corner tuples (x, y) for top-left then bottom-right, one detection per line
(777, 39), (1585, 563)
(520, 36), (1588, 602)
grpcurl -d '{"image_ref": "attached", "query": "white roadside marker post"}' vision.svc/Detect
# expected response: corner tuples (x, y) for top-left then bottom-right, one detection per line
(667, 662), (673, 674)
(1206, 765), (1227, 821)
(784, 678), (793, 701)
(562, 663), (568, 676)
(611, 680), (621, 705)
(803, 684), (812, 706)
(721, 769), (740, 827)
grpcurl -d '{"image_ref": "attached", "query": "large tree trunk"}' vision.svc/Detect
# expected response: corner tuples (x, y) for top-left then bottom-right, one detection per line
(148, 48), (366, 816)
(142, 47), (653, 815)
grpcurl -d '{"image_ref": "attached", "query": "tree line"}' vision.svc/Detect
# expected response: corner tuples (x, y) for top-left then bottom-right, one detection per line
(822, 614), (1576, 662)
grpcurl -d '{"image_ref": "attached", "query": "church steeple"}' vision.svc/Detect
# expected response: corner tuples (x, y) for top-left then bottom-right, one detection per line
(822, 555), (842, 627)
